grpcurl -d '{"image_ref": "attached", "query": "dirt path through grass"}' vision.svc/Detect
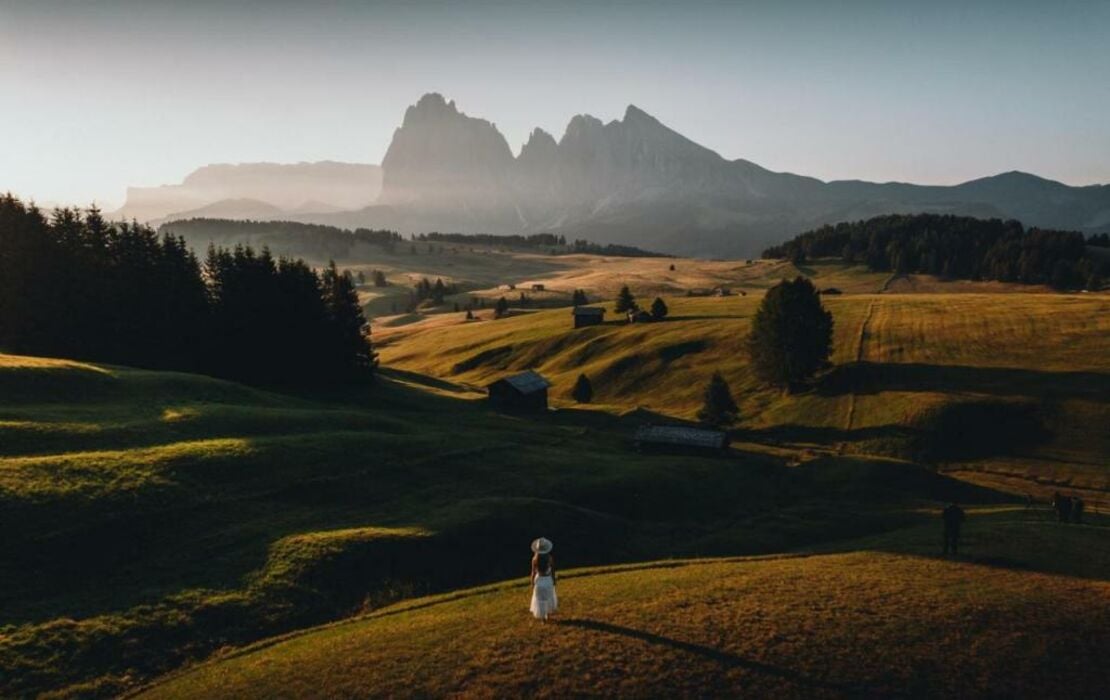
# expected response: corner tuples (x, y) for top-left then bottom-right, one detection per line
(841, 299), (877, 444)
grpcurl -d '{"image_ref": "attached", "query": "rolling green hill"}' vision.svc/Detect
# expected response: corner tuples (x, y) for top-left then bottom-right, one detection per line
(2, 278), (1107, 696)
(379, 291), (1110, 494)
(135, 513), (1110, 699)
(0, 352), (982, 698)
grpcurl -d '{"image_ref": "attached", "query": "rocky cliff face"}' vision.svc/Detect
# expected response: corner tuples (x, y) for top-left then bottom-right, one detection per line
(380, 94), (515, 209)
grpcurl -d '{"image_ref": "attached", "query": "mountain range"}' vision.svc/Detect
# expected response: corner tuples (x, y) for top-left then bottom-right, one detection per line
(115, 93), (1110, 256)
(111, 161), (382, 224)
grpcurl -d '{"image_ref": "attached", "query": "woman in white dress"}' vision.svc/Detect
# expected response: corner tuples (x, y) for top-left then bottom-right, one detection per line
(530, 537), (557, 621)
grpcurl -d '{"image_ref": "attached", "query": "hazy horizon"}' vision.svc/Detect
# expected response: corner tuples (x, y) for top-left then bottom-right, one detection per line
(3, 0), (1109, 207)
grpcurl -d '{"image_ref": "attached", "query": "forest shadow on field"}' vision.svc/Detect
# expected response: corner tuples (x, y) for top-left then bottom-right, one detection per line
(817, 362), (1110, 400)
(555, 618), (860, 694)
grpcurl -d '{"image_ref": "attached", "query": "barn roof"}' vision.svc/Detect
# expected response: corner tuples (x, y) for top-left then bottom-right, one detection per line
(572, 306), (605, 316)
(634, 425), (728, 449)
(493, 370), (551, 395)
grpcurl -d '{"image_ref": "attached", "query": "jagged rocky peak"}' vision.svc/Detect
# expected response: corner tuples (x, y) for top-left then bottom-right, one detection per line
(401, 92), (460, 125)
(518, 128), (558, 163)
(561, 113), (605, 143)
(622, 104), (656, 123)
(380, 93), (516, 206)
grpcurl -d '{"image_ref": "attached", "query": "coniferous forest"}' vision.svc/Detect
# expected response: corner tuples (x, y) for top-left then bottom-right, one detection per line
(763, 213), (1107, 290)
(0, 195), (374, 384)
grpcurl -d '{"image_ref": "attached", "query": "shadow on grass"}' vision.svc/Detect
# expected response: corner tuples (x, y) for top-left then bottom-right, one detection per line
(814, 508), (1110, 583)
(379, 367), (478, 394)
(556, 617), (860, 694)
(742, 422), (913, 446)
(817, 362), (1110, 400)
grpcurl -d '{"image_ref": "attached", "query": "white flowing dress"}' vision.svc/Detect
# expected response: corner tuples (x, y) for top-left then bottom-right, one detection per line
(530, 572), (558, 619)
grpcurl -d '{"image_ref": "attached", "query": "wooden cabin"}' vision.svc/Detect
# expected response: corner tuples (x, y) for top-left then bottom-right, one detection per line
(487, 370), (551, 412)
(531, 283), (546, 291)
(627, 309), (653, 323)
(572, 306), (606, 328)
(633, 424), (729, 453)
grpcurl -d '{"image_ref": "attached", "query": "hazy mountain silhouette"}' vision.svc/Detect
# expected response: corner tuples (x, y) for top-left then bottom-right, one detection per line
(112, 161), (382, 224)
(117, 94), (1109, 256)
(321, 94), (1109, 256)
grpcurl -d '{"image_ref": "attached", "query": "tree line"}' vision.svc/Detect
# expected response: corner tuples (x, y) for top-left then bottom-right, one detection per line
(763, 214), (1107, 290)
(160, 218), (404, 260)
(0, 196), (374, 384)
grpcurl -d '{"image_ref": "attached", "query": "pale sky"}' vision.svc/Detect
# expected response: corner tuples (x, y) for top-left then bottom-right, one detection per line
(2, 0), (1108, 208)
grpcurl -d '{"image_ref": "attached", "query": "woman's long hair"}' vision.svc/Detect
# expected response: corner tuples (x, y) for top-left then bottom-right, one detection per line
(532, 551), (552, 574)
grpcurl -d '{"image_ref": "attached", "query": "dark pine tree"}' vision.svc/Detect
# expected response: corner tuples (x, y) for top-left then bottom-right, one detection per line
(572, 289), (589, 306)
(321, 261), (376, 373)
(571, 374), (594, 403)
(615, 285), (638, 313)
(650, 297), (668, 320)
(747, 276), (833, 391)
(372, 269), (388, 287)
(495, 296), (509, 318)
(697, 371), (738, 426)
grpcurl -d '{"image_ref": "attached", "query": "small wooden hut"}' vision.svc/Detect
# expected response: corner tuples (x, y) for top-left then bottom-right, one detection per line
(487, 370), (551, 412)
(572, 306), (606, 328)
(633, 424), (729, 453)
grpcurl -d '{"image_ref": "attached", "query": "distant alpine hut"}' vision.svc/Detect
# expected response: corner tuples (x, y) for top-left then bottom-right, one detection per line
(531, 283), (546, 291)
(572, 306), (606, 328)
(634, 424), (730, 453)
(627, 309), (653, 323)
(487, 370), (551, 412)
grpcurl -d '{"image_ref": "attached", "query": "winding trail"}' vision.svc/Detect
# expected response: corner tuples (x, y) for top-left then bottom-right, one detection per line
(841, 299), (878, 445)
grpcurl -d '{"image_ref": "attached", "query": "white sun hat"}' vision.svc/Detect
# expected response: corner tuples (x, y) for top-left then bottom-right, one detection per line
(531, 537), (553, 554)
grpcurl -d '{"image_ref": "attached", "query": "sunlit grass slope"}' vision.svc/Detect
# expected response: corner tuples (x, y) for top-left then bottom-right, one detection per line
(1, 350), (979, 697)
(379, 292), (1110, 490)
(138, 514), (1110, 699)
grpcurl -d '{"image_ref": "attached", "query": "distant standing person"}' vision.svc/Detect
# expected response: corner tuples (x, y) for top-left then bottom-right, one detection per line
(1052, 492), (1072, 523)
(942, 502), (965, 556)
(530, 537), (558, 622)
(1072, 497), (1084, 524)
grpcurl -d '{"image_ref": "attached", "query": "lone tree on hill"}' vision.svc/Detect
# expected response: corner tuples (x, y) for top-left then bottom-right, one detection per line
(669, 263), (676, 271)
(571, 374), (594, 403)
(494, 296), (509, 318)
(747, 276), (833, 391)
(697, 371), (738, 426)
(615, 285), (638, 314)
(572, 289), (589, 306)
(465, 309), (474, 320)
(650, 297), (668, 320)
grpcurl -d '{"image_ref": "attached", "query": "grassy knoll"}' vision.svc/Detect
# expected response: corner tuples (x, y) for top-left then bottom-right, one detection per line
(135, 513), (1110, 699)
(379, 292), (1110, 492)
(0, 351), (981, 697)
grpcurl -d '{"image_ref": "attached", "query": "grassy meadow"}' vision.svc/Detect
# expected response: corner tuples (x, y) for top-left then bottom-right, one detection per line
(0, 349), (980, 697)
(1, 252), (1107, 697)
(379, 288), (1110, 494)
(136, 512), (1110, 699)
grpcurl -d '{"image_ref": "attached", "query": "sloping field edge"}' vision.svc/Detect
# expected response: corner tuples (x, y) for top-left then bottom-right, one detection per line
(124, 551), (817, 698)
